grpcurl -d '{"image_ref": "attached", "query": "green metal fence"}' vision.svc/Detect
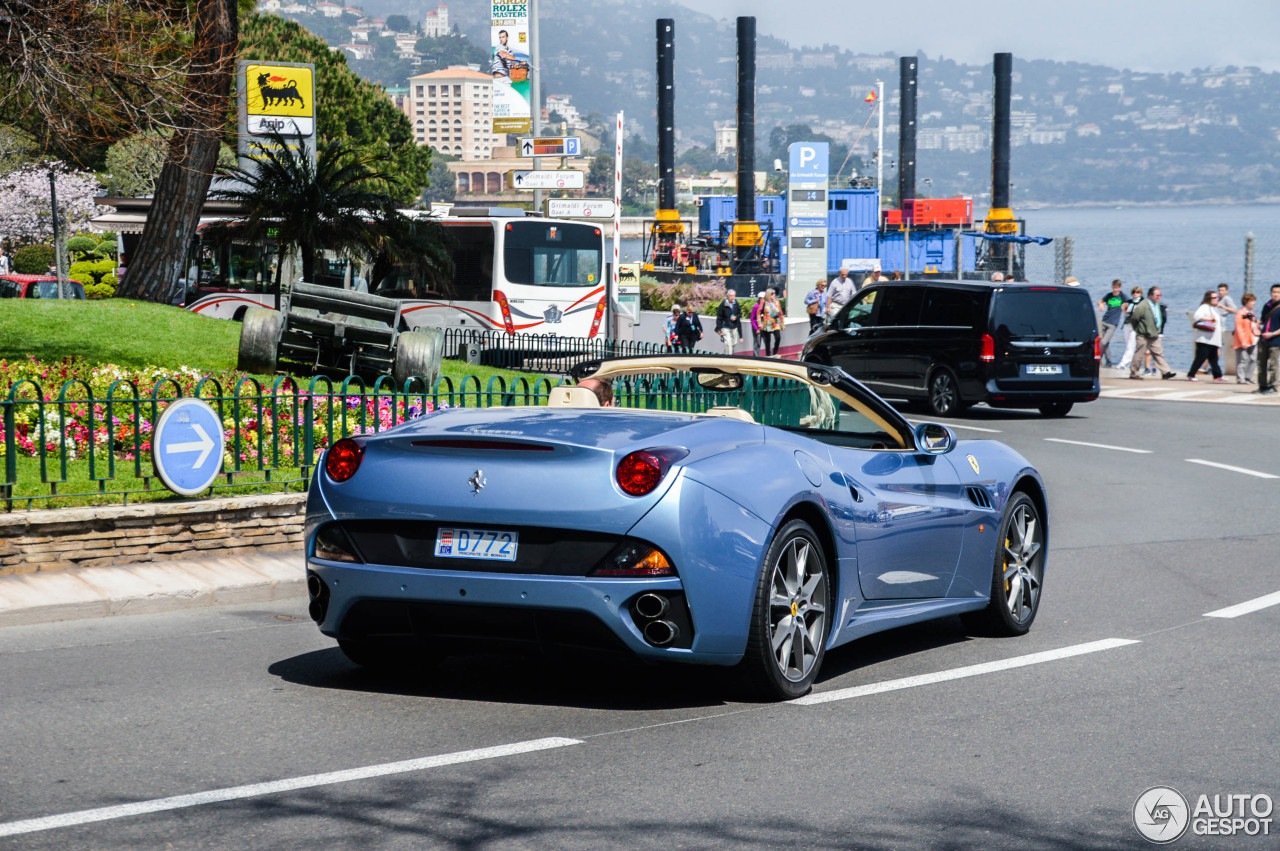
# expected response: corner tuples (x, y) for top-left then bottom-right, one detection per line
(1, 371), (811, 511)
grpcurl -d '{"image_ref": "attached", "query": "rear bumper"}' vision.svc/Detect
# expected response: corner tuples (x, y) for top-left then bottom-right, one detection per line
(982, 376), (1100, 408)
(304, 474), (772, 665)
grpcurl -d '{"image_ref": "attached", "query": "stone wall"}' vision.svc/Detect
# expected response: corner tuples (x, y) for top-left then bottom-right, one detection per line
(0, 493), (306, 576)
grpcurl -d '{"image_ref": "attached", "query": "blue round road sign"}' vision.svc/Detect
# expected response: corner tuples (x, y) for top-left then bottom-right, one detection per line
(153, 398), (225, 497)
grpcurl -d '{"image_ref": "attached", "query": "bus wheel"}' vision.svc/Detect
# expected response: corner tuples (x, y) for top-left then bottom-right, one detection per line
(238, 308), (280, 376)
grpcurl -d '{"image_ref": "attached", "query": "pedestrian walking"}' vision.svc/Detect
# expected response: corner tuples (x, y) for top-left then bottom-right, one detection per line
(1128, 286), (1177, 380)
(1234, 293), (1259, 384)
(757, 288), (785, 356)
(1186, 290), (1225, 381)
(715, 288), (743, 354)
(804, 279), (829, 332)
(1255, 284), (1280, 395)
(1116, 285), (1143, 372)
(674, 303), (704, 352)
(826, 267), (855, 320)
(860, 269), (882, 290)
(664, 305), (681, 350)
(748, 298), (763, 355)
(1097, 279), (1126, 368)
(0, 246), (10, 275)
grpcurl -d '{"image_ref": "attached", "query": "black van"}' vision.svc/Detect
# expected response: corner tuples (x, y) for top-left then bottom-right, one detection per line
(801, 280), (1100, 417)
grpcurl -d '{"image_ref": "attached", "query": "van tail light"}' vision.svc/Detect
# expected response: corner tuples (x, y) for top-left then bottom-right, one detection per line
(325, 438), (365, 482)
(615, 447), (688, 497)
(1093, 336), (1102, 362)
(980, 334), (995, 362)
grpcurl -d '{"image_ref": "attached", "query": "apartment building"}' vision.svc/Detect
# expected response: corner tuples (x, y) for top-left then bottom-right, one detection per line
(405, 66), (498, 160)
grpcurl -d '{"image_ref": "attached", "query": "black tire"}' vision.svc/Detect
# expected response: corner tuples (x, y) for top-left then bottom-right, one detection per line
(739, 519), (831, 700)
(392, 328), (444, 389)
(237, 307), (280, 376)
(1038, 401), (1073, 417)
(962, 492), (1045, 637)
(926, 367), (966, 417)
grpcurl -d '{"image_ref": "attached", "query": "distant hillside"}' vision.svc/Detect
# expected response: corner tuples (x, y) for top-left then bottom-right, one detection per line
(315, 0), (1280, 206)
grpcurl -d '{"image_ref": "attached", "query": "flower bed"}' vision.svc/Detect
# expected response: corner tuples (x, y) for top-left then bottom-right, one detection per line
(0, 356), (448, 468)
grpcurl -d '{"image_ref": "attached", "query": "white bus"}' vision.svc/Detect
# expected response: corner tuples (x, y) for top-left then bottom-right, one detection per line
(183, 207), (609, 340)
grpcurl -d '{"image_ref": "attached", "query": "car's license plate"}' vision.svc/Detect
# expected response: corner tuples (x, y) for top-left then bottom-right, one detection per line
(1025, 364), (1063, 375)
(434, 528), (518, 561)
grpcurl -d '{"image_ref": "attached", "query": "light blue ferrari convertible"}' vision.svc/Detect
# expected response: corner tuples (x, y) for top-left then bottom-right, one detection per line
(304, 355), (1047, 699)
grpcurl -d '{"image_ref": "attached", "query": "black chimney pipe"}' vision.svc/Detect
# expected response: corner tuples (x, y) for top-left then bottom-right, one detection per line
(897, 56), (917, 210)
(991, 52), (1012, 211)
(735, 16), (756, 222)
(656, 19), (676, 212)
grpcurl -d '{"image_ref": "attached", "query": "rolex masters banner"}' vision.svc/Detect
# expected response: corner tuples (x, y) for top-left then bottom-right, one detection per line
(490, 0), (531, 134)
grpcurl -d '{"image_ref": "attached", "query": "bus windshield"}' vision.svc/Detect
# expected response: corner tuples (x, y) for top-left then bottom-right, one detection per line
(503, 221), (602, 288)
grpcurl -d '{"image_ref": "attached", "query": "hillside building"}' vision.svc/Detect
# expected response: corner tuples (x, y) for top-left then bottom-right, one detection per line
(423, 4), (450, 37)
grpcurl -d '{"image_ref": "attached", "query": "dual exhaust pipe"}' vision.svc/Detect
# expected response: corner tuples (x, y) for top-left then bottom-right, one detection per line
(635, 592), (679, 647)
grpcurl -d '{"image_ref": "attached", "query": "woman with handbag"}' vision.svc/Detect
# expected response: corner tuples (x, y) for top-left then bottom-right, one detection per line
(1186, 290), (1225, 381)
(804, 279), (828, 332)
(758, 288), (785, 356)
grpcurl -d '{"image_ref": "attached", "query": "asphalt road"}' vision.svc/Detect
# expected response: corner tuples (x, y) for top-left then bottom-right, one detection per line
(1, 396), (1277, 850)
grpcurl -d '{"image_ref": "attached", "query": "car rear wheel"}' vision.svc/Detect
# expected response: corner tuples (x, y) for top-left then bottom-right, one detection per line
(740, 519), (830, 700)
(962, 492), (1044, 636)
(926, 368), (965, 417)
(1038, 402), (1073, 417)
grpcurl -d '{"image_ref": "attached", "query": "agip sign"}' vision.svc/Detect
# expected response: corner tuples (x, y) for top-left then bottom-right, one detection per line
(243, 62), (315, 137)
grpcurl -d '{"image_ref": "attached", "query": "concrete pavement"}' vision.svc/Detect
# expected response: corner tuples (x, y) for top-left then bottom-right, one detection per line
(0, 551), (302, 628)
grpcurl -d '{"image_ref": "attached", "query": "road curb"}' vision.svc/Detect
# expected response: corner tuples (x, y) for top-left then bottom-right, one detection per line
(0, 551), (304, 628)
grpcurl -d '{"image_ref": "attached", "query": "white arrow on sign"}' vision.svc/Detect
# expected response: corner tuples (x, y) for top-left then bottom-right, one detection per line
(166, 423), (214, 469)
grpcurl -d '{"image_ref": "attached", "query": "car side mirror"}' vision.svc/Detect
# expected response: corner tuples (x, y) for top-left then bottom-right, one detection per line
(914, 423), (956, 455)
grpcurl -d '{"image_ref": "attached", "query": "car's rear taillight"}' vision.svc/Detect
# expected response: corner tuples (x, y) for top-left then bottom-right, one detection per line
(325, 438), (365, 482)
(1093, 336), (1102, 362)
(980, 333), (995, 363)
(615, 448), (687, 497)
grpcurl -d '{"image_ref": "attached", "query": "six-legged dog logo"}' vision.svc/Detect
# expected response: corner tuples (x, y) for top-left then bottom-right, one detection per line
(256, 73), (305, 109)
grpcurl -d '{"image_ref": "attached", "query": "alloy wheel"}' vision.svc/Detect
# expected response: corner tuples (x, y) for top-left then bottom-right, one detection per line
(1001, 501), (1043, 624)
(767, 536), (828, 682)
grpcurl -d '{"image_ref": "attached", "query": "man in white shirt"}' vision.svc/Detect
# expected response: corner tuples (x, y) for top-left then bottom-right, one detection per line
(826, 267), (855, 318)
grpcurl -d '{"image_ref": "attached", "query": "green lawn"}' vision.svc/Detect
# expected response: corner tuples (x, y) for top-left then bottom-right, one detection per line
(0, 299), (242, 372)
(0, 298), (547, 385)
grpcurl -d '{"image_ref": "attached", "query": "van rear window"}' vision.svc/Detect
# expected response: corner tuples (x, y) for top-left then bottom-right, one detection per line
(991, 291), (1096, 341)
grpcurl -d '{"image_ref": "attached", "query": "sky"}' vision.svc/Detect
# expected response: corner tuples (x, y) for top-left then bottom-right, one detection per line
(675, 0), (1280, 73)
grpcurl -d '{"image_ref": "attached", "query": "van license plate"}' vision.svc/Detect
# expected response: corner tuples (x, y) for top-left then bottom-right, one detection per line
(435, 528), (518, 561)
(1025, 364), (1063, 375)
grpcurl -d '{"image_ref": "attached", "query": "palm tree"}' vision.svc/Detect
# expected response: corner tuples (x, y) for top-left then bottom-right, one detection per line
(212, 130), (448, 289)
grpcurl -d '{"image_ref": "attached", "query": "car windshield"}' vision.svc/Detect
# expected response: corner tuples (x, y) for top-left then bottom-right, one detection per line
(588, 359), (910, 450)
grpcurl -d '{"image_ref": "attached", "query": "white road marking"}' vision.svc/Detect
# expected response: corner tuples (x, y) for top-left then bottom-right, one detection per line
(939, 423), (1002, 433)
(0, 737), (583, 838)
(1204, 590), (1280, 619)
(1043, 438), (1153, 454)
(1185, 459), (1279, 479)
(791, 638), (1140, 706)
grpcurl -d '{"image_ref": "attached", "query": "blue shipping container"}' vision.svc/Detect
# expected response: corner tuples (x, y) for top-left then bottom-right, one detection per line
(877, 231), (979, 275)
(826, 189), (880, 231)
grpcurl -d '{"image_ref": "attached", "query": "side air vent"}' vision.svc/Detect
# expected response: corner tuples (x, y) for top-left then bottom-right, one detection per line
(965, 486), (993, 510)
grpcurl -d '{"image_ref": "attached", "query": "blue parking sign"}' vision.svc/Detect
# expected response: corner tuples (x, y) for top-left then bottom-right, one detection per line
(788, 142), (829, 182)
(153, 398), (225, 497)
